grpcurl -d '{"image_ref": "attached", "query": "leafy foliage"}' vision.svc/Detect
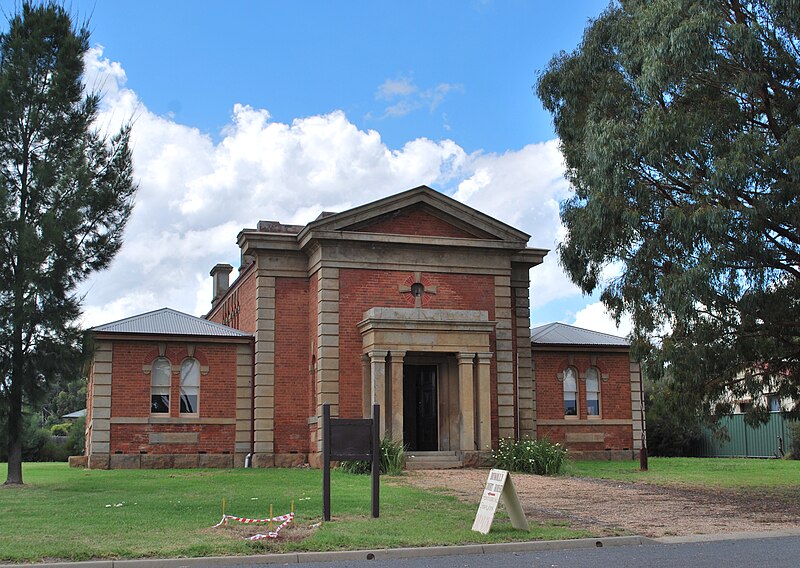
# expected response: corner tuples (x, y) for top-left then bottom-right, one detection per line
(0, 3), (136, 484)
(492, 437), (567, 475)
(789, 421), (800, 459)
(537, 0), (800, 421)
(644, 378), (703, 456)
(338, 437), (406, 475)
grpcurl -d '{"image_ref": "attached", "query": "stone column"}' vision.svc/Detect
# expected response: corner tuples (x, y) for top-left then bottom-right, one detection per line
(389, 351), (405, 443)
(630, 358), (645, 453)
(253, 269), (276, 466)
(476, 352), (493, 451)
(316, 267), (340, 452)
(512, 264), (534, 438)
(494, 276), (515, 439)
(457, 353), (476, 451)
(369, 350), (389, 436)
(88, 341), (112, 469)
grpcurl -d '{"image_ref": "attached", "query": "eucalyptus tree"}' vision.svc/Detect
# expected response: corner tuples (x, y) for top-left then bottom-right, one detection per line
(538, 0), (799, 420)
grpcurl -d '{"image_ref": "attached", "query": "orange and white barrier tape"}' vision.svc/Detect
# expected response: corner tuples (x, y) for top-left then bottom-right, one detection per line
(246, 514), (295, 540)
(213, 512), (295, 539)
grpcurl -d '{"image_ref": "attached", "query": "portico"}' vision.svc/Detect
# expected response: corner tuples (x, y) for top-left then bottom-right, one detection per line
(358, 307), (495, 454)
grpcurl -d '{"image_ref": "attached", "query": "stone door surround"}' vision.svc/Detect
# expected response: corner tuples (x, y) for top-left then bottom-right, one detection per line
(357, 307), (495, 451)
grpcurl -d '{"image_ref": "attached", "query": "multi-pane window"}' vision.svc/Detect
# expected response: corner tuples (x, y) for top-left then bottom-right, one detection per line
(585, 367), (600, 416)
(151, 357), (171, 413)
(563, 367), (578, 416)
(180, 358), (200, 414)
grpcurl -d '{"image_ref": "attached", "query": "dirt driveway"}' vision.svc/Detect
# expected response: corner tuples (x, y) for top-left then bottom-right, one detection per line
(404, 469), (800, 538)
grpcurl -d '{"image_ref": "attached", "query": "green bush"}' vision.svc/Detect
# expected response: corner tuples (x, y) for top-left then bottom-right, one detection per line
(789, 422), (800, 460)
(644, 378), (703, 456)
(492, 437), (567, 475)
(66, 416), (86, 456)
(50, 423), (72, 437)
(338, 437), (406, 475)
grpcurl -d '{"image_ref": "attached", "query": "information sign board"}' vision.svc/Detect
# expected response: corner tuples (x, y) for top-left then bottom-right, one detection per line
(471, 468), (529, 534)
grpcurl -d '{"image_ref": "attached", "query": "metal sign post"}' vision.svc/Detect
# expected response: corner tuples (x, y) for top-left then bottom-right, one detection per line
(322, 403), (380, 521)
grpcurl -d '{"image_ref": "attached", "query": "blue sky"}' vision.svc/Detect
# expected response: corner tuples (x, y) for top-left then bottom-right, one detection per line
(1, 0), (631, 335)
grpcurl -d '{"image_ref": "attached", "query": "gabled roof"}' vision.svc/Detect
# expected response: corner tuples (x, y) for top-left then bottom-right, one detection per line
(90, 308), (251, 338)
(299, 185), (532, 244)
(530, 322), (629, 347)
(62, 409), (86, 419)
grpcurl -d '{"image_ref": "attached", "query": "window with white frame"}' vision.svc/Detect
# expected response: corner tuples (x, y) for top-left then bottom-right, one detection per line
(151, 357), (171, 413)
(585, 367), (600, 417)
(180, 358), (200, 414)
(563, 366), (578, 416)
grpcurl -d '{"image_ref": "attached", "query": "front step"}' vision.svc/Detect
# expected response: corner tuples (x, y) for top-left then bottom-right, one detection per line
(405, 451), (463, 470)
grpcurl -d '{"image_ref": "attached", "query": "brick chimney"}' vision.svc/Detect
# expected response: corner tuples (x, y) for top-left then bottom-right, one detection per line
(210, 263), (233, 304)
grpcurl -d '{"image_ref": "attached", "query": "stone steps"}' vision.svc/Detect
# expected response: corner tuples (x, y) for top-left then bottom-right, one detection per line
(405, 450), (463, 470)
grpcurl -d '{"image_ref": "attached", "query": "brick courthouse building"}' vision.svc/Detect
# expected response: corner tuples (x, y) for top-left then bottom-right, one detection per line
(84, 186), (645, 469)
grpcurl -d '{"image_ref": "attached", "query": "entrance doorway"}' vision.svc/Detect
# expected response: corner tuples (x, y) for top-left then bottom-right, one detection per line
(403, 364), (438, 451)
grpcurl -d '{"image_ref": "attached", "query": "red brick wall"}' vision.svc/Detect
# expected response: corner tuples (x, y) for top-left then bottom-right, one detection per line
(274, 277), (311, 454)
(534, 349), (633, 451)
(308, 273), (319, 446)
(108, 340), (240, 454)
(353, 207), (481, 239)
(110, 424), (235, 454)
(338, 269), (497, 420)
(207, 265), (257, 334)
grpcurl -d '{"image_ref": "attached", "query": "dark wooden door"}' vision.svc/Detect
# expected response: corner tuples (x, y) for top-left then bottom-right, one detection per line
(403, 365), (438, 451)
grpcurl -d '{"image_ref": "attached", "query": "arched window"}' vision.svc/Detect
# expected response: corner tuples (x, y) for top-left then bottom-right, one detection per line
(586, 367), (600, 417)
(180, 358), (200, 414)
(151, 357), (171, 414)
(563, 367), (578, 416)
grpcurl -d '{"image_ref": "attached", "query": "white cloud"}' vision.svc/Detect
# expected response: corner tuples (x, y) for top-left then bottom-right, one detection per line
(371, 75), (464, 118)
(77, 48), (586, 328)
(572, 302), (632, 338)
(377, 77), (418, 99)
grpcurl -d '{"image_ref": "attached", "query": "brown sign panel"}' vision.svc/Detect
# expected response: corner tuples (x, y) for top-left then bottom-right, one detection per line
(322, 404), (380, 521)
(329, 419), (372, 460)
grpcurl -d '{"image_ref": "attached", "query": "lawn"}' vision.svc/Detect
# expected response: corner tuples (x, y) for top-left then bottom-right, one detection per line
(565, 456), (800, 489)
(0, 463), (586, 563)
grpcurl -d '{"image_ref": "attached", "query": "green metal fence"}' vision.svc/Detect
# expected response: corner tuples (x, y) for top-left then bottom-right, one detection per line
(691, 414), (795, 458)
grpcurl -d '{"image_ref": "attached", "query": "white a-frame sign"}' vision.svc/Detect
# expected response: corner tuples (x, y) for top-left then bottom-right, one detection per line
(471, 468), (529, 534)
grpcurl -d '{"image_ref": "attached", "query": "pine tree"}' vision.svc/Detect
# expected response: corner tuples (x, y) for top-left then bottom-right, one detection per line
(537, 0), (799, 420)
(0, 2), (136, 484)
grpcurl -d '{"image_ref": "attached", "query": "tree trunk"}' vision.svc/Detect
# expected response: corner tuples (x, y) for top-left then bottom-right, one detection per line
(4, 376), (24, 485)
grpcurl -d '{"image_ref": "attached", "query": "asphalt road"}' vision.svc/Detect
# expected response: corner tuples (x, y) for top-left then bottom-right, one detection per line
(229, 535), (800, 568)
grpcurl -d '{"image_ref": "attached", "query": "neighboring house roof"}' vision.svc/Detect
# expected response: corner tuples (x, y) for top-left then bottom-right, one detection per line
(62, 409), (86, 419)
(90, 307), (251, 337)
(530, 322), (629, 347)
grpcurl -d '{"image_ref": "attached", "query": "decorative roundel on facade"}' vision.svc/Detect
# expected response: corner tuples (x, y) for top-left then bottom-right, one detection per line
(400, 273), (436, 306)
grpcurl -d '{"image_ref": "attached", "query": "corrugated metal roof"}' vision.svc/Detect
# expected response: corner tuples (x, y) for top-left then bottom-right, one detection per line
(62, 409), (86, 419)
(90, 308), (251, 337)
(530, 322), (629, 347)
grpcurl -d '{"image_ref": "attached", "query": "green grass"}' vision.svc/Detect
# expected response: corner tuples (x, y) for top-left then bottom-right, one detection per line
(565, 457), (800, 489)
(0, 463), (587, 562)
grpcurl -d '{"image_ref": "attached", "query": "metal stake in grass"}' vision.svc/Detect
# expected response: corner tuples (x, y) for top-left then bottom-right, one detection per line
(269, 503), (273, 531)
(222, 497), (226, 518)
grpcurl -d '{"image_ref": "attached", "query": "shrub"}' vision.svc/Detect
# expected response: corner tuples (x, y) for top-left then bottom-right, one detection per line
(492, 437), (567, 475)
(66, 416), (86, 456)
(789, 422), (800, 460)
(644, 378), (703, 456)
(50, 423), (72, 437)
(338, 437), (406, 475)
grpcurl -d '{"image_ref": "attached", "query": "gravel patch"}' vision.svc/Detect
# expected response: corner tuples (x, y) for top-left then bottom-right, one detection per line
(403, 469), (800, 537)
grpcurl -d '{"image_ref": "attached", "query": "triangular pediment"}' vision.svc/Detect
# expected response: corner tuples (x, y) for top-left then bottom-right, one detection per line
(346, 203), (495, 239)
(299, 185), (530, 244)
